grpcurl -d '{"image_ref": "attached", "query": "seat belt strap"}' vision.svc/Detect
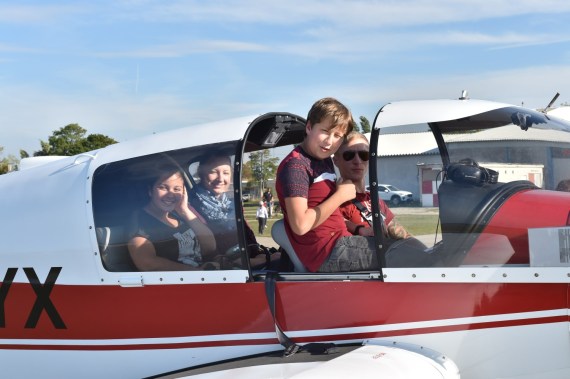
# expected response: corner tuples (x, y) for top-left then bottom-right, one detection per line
(352, 198), (389, 238)
(351, 199), (373, 226)
(264, 272), (300, 356)
(264, 272), (337, 357)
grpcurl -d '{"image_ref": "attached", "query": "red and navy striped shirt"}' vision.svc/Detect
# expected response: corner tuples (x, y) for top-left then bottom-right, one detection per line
(276, 146), (351, 272)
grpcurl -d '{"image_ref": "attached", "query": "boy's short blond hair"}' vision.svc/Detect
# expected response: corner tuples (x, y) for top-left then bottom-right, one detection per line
(306, 97), (354, 136)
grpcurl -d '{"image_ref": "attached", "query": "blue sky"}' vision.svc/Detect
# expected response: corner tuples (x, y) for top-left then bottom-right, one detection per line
(1, 0), (570, 157)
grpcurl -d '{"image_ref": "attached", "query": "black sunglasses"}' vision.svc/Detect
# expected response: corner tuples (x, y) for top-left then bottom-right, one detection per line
(342, 150), (369, 162)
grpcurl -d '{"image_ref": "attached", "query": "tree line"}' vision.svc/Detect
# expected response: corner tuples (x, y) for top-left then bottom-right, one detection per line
(0, 123), (117, 174)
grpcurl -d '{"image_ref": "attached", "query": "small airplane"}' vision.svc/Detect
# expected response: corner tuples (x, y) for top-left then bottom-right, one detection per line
(2, 93), (570, 378)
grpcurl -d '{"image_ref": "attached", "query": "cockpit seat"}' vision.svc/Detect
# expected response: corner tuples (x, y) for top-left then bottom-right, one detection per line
(271, 219), (307, 272)
(437, 175), (537, 266)
(461, 233), (515, 266)
(96, 226), (137, 272)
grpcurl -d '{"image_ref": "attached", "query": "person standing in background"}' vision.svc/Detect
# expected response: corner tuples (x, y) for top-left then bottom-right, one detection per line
(263, 188), (274, 218)
(256, 201), (269, 234)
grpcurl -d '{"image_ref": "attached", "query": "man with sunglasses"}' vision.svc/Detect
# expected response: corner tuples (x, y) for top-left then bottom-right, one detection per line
(332, 132), (412, 241)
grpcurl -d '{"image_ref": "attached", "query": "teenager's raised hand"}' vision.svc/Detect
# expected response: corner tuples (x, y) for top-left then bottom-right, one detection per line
(336, 178), (356, 203)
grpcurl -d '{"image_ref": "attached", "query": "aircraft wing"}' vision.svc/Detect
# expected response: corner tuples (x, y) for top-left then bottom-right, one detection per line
(177, 341), (460, 379)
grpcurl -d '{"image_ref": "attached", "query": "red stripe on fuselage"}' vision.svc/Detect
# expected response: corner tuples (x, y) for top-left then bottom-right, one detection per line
(0, 281), (566, 341)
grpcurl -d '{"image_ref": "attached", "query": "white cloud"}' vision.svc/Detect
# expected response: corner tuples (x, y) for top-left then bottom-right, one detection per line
(345, 64), (570, 119)
(87, 29), (568, 63)
(0, 4), (89, 24)
(264, 29), (569, 61)
(419, 32), (552, 46)
(2, 1), (567, 63)
(94, 40), (268, 58)
(0, 43), (40, 53)
(111, 0), (570, 29)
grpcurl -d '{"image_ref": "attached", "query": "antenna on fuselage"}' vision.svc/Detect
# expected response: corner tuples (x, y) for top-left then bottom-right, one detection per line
(542, 92), (560, 113)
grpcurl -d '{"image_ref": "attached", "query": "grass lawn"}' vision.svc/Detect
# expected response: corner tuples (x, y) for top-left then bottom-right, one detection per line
(243, 201), (440, 238)
(396, 214), (440, 236)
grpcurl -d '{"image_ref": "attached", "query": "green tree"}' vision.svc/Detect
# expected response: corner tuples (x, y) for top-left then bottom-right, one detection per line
(353, 119), (361, 132)
(359, 116), (371, 133)
(245, 150), (279, 191)
(84, 134), (118, 151)
(241, 160), (253, 183)
(0, 161), (9, 175)
(34, 123), (117, 156)
(0, 147), (19, 175)
(0, 146), (5, 174)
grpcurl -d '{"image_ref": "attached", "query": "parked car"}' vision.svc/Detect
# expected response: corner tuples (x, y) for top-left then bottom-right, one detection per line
(242, 192), (251, 202)
(367, 184), (413, 206)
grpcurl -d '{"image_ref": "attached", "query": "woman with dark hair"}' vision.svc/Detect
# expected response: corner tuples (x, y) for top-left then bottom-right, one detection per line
(128, 165), (216, 271)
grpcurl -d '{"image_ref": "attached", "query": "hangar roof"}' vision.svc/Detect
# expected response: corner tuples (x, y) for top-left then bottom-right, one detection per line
(377, 126), (570, 157)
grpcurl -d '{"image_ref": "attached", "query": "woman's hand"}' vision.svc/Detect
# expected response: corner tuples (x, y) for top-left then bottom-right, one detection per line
(175, 186), (197, 221)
